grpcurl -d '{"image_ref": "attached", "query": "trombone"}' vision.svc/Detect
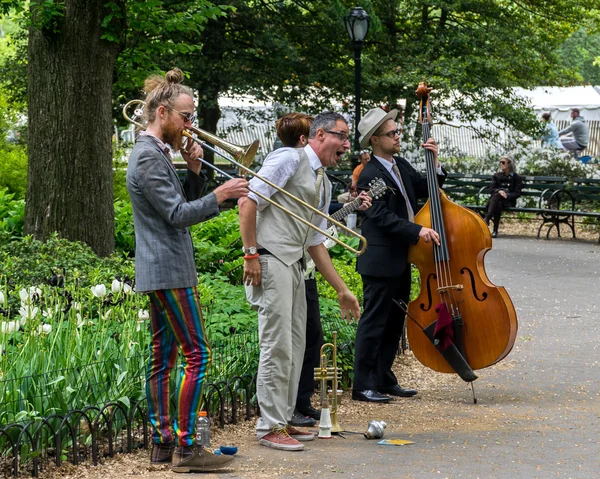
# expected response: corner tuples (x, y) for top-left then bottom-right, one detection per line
(123, 99), (367, 256)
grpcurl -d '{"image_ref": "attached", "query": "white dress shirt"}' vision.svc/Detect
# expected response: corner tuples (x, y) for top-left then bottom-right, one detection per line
(248, 145), (328, 247)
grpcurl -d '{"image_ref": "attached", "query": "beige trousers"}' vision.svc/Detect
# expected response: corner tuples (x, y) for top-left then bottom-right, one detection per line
(245, 254), (307, 437)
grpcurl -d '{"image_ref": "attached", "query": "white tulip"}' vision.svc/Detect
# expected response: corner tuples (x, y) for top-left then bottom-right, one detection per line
(28, 286), (42, 298)
(91, 284), (107, 298)
(102, 309), (112, 320)
(111, 279), (122, 294)
(19, 289), (29, 302)
(1, 321), (19, 334)
(76, 313), (84, 328)
(19, 305), (38, 324)
(72, 302), (82, 311)
(123, 283), (132, 294)
(0, 291), (4, 304)
(39, 323), (52, 334)
(138, 309), (149, 321)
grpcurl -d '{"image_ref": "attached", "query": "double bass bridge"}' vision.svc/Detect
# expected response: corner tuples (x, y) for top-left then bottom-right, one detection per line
(437, 285), (464, 294)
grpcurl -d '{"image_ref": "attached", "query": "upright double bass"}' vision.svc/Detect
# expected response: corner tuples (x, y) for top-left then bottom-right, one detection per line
(406, 83), (518, 382)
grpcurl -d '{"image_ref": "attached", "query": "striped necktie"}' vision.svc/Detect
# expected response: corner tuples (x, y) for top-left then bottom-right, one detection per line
(392, 163), (415, 222)
(314, 167), (325, 208)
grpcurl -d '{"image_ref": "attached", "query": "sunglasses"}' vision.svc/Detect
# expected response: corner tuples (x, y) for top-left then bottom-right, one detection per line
(499, 161), (507, 165)
(165, 105), (197, 124)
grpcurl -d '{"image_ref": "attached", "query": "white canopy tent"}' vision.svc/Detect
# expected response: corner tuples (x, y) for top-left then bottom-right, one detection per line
(516, 86), (600, 121)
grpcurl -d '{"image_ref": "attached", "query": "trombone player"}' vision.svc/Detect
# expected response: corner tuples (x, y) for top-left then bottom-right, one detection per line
(239, 112), (372, 451)
(126, 68), (248, 472)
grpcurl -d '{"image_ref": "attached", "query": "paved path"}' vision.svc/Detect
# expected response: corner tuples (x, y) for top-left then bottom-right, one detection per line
(232, 237), (600, 479)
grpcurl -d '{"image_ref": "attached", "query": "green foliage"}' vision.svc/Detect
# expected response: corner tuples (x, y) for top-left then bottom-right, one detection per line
(113, 164), (129, 203)
(0, 233), (134, 288)
(191, 208), (244, 283)
(0, 145), (27, 197)
(196, 271), (256, 340)
(114, 200), (135, 255)
(557, 28), (600, 85)
(0, 188), (24, 237)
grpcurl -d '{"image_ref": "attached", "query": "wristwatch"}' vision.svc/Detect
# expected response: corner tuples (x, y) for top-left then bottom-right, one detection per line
(242, 246), (258, 255)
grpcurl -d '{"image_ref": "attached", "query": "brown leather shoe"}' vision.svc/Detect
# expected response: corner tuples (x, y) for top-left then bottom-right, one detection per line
(171, 445), (234, 473)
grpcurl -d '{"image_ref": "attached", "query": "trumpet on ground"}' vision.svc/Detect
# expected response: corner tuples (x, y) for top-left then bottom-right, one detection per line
(314, 331), (343, 438)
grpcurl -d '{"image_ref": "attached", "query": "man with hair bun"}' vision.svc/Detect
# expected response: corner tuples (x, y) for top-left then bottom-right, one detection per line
(127, 67), (248, 472)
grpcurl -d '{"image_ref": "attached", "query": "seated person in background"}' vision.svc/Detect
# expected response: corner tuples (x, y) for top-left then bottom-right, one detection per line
(559, 108), (589, 154)
(541, 112), (563, 149)
(337, 149), (370, 203)
(483, 155), (523, 239)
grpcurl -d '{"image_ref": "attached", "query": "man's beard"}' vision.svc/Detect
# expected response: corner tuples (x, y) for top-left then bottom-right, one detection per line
(163, 123), (183, 151)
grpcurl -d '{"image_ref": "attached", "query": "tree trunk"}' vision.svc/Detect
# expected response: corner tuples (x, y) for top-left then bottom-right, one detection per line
(25, 0), (124, 257)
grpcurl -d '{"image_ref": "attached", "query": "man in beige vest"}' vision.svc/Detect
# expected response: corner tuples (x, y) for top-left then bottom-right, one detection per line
(238, 112), (371, 451)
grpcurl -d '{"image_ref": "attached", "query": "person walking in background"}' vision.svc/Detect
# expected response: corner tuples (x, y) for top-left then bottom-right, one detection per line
(483, 155), (523, 238)
(127, 68), (249, 472)
(559, 108), (589, 154)
(541, 112), (563, 149)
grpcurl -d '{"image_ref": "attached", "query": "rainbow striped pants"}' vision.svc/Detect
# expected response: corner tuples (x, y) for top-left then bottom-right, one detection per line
(146, 287), (211, 447)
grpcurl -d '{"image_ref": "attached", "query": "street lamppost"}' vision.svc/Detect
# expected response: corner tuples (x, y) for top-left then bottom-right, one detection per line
(344, 6), (371, 151)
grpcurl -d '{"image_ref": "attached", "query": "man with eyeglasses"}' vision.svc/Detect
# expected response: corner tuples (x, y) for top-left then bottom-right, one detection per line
(239, 111), (371, 451)
(127, 68), (249, 472)
(352, 107), (446, 403)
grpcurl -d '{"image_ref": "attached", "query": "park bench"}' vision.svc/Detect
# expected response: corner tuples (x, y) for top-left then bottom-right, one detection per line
(439, 173), (590, 240)
(536, 177), (600, 242)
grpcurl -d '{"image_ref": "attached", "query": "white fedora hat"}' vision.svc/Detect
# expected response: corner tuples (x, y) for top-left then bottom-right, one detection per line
(358, 108), (399, 148)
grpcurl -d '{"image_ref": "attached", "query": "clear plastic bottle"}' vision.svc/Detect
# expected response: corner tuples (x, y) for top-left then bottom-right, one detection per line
(196, 411), (210, 447)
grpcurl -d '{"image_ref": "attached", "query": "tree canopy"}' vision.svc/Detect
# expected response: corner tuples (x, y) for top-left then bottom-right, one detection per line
(1, 0), (599, 254)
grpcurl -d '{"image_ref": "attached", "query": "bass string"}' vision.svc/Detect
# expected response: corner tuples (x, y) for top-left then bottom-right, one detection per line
(421, 114), (459, 317)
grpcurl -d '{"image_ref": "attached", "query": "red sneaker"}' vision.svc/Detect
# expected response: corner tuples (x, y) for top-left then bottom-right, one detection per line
(285, 425), (315, 442)
(258, 427), (304, 451)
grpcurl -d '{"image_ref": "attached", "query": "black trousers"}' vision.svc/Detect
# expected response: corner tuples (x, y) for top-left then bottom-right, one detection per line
(484, 193), (514, 231)
(353, 268), (411, 391)
(296, 277), (323, 410)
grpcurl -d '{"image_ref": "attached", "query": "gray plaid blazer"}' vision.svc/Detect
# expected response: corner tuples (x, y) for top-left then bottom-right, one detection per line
(126, 135), (220, 292)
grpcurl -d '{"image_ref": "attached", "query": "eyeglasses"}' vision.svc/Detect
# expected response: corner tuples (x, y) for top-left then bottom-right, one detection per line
(378, 129), (402, 139)
(165, 105), (196, 124)
(324, 130), (350, 142)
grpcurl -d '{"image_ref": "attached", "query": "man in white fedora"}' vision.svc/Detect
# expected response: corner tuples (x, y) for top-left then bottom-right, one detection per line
(352, 107), (445, 403)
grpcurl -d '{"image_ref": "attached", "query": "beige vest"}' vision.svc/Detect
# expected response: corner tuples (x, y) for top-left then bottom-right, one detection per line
(256, 149), (325, 266)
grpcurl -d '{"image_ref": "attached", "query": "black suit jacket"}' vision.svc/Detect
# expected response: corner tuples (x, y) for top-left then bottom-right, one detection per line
(356, 155), (446, 278)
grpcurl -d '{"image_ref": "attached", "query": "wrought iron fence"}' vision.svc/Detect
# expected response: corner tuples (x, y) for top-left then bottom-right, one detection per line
(0, 330), (260, 477)
(0, 318), (356, 477)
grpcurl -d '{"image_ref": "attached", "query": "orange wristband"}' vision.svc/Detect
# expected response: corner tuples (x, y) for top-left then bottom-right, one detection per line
(244, 253), (260, 260)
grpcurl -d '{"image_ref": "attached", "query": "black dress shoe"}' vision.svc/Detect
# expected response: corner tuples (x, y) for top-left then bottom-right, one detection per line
(288, 410), (317, 427)
(352, 389), (392, 403)
(378, 384), (418, 397)
(491, 231), (498, 238)
(296, 405), (321, 420)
